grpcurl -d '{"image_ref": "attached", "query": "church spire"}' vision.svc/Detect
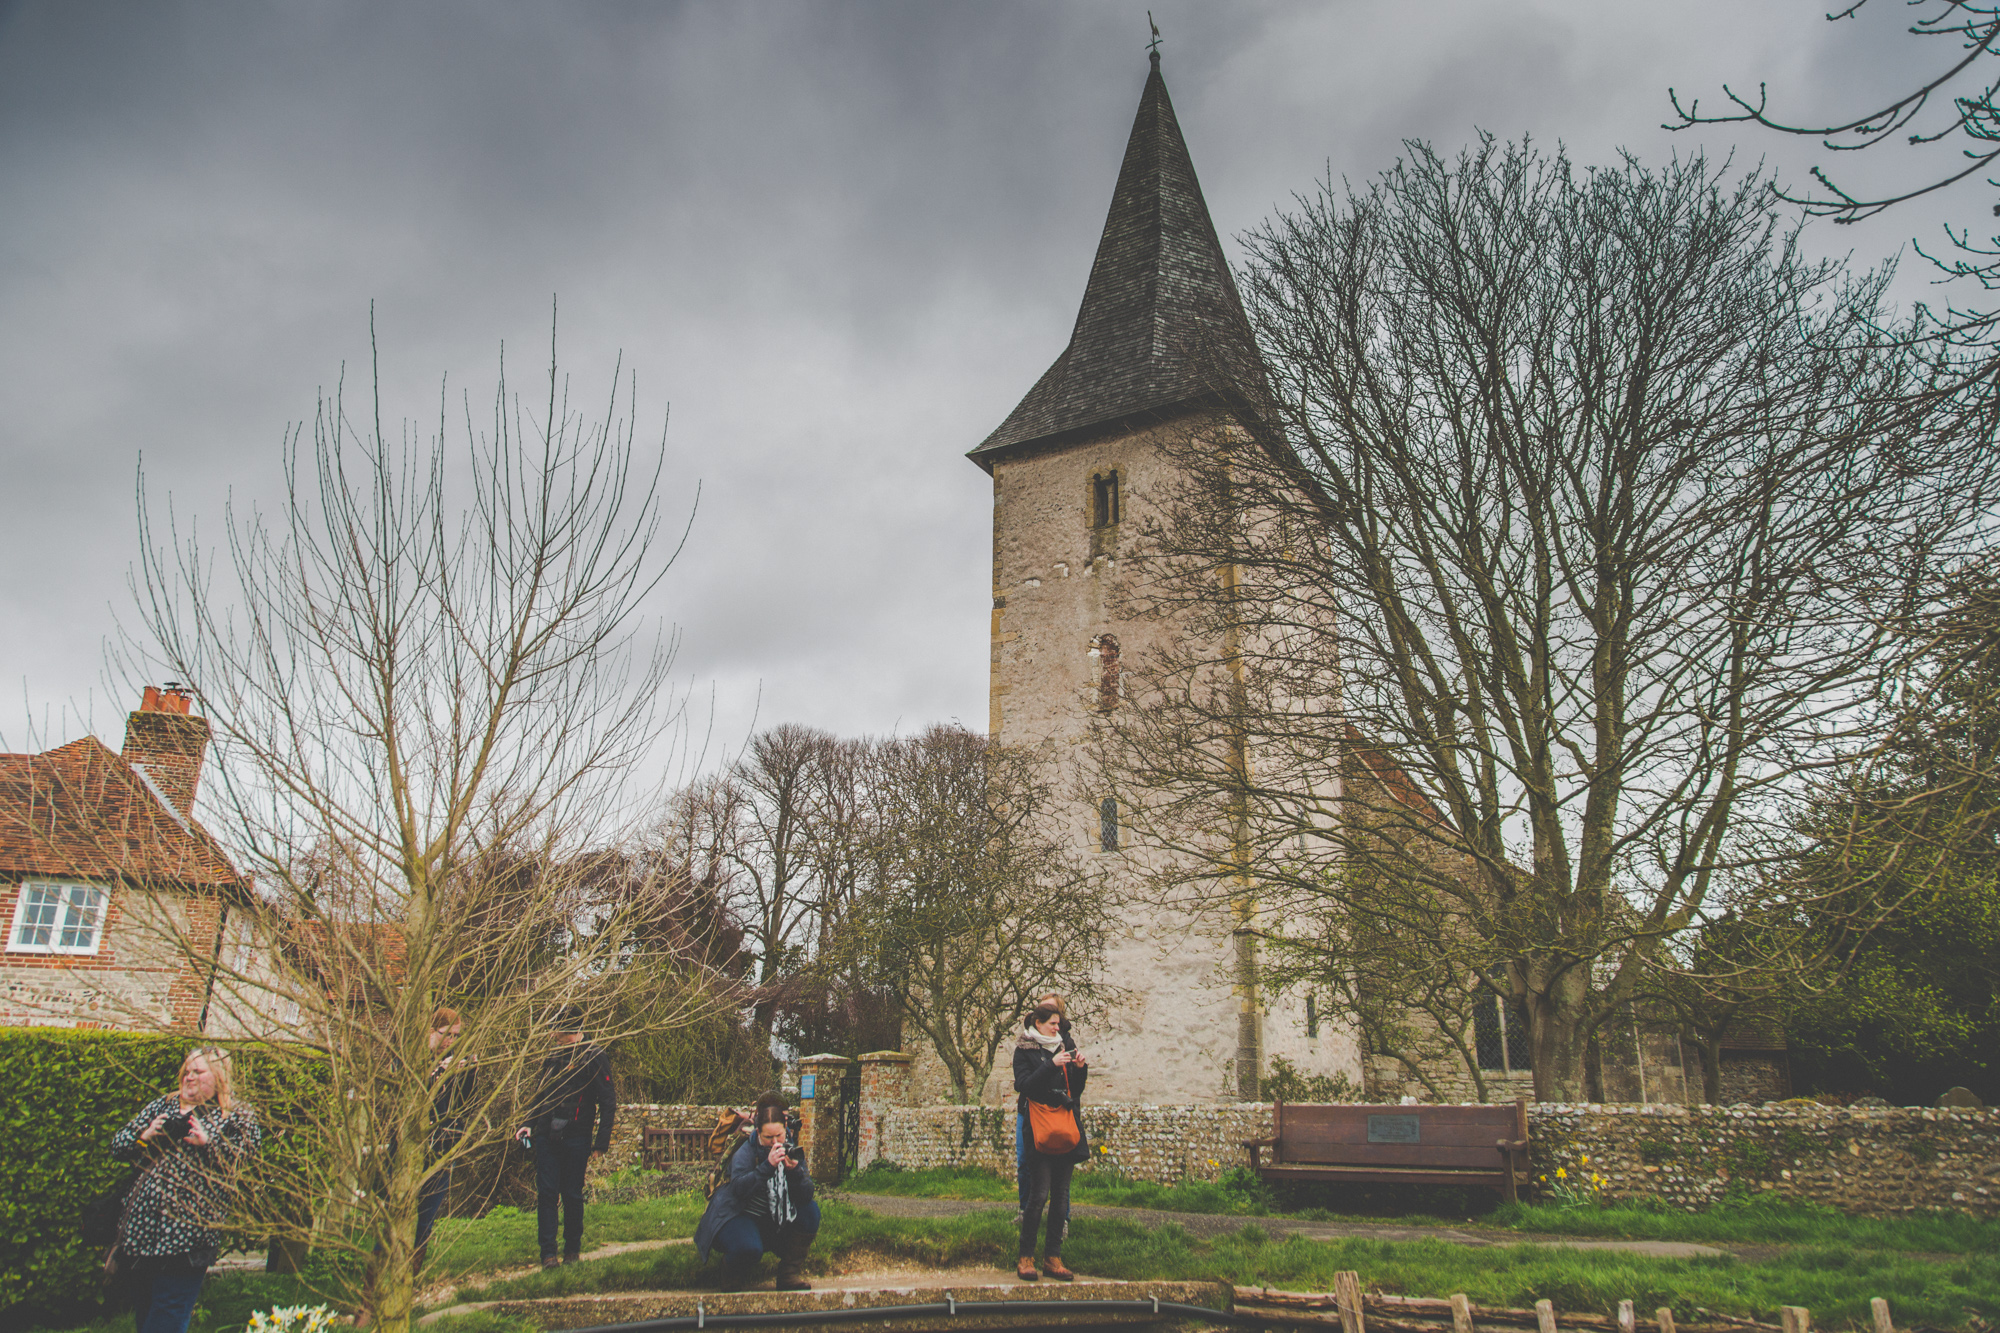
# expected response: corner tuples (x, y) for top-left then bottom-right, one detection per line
(970, 52), (1265, 470)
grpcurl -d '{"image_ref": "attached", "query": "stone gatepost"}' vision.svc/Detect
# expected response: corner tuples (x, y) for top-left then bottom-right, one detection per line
(855, 1049), (916, 1169)
(796, 1053), (853, 1184)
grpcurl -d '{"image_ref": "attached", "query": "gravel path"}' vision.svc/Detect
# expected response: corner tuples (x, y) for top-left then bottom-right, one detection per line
(837, 1193), (1728, 1259)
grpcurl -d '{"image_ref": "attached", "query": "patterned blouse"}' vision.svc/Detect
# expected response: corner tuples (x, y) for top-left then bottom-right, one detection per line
(111, 1094), (263, 1262)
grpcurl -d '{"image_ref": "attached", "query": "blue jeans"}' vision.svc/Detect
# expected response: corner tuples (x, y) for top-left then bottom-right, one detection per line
(1015, 1111), (1029, 1209)
(714, 1198), (822, 1267)
(135, 1269), (206, 1333)
(534, 1135), (592, 1258)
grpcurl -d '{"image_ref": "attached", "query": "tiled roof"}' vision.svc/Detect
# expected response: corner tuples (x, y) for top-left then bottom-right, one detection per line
(970, 53), (1267, 470)
(0, 736), (242, 888)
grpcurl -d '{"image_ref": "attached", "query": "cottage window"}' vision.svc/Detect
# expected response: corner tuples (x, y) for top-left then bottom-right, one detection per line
(8, 882), (107, 955)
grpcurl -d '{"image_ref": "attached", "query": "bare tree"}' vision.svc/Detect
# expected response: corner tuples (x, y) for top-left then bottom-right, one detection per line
(726, 725), (836, 1032)
(828, 725), (1116, 1103)
(1101, 140), (1997, 1100)
(122, 316), (724, 1333)
(1669, 1), (2000, 339)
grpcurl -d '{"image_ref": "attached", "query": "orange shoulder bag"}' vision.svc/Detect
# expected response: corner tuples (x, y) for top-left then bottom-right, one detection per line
(1028, 1062), (1080, 1154)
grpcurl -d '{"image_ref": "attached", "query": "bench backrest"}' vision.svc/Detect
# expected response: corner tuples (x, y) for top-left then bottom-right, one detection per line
(1272, 1100), (1526, 1171)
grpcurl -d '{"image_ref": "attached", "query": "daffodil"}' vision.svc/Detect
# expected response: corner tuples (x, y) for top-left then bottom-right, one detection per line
(1555, 1166), (1567, 1179)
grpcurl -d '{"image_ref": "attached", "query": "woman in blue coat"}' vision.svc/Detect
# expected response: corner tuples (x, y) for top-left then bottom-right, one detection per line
(693, 1096), (819, 1290)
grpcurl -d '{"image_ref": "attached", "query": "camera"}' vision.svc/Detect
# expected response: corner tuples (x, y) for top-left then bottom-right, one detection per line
(161, 1111), (194, 1141)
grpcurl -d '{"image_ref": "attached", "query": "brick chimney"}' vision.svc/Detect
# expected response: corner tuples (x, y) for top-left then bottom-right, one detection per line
(123, 683), (210, 816)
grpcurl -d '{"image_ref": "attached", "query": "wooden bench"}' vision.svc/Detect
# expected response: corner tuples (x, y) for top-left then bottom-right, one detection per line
(1242, 1100), (1530, 1201)
(640, 1126), (714, 1170)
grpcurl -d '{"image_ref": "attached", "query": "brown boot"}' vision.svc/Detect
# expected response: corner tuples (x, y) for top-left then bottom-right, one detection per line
(773, 1227), (814, 1292)
(1016, 1257), (1039, 1281)
(1043, 1256), (1075, 1282)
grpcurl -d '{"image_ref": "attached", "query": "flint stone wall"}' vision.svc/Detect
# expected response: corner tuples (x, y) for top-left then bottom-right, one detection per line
(860, 1100), (2000, 1216)
(1530, 1101), (2000, 1216)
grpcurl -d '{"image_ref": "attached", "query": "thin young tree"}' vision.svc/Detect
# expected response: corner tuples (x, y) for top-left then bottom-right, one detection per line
(122, 315), (722, 1333)
(1101, 139), (1997, 1100)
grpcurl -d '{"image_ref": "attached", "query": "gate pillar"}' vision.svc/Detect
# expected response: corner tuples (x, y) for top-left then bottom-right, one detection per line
(856, 1049), (916, 1170)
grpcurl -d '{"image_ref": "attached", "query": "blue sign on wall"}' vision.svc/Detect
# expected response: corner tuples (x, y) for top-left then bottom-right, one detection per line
(800, 1074), (817, 1100)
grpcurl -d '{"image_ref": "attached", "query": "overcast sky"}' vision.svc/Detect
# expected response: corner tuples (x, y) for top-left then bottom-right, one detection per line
(0, 0), (1976, 784)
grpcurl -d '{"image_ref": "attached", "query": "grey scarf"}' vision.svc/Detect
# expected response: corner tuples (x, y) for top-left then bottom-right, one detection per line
(765, 1152), (797, 1227)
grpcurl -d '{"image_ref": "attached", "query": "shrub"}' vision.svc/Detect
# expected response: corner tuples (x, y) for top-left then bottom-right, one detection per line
(0, 1028), (186, 1323)
(0, 1030), (334, 1325)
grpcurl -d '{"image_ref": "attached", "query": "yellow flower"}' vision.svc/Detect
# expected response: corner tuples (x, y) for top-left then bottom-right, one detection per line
(1555, 1167), (1567, 1179)
(1207, 1158), (1218, 1168)
(1580, 1155), (1590, 1165)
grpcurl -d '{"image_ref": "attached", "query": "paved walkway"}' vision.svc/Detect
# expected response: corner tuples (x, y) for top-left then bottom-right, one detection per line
(839, 1193), (1728, 1260)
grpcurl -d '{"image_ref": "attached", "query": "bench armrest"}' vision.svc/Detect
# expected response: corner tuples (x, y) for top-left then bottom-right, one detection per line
(1242, 1136), (1278, 1149)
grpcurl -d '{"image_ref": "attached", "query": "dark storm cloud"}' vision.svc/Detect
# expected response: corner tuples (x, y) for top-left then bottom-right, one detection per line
(0, 0), (1961, 776)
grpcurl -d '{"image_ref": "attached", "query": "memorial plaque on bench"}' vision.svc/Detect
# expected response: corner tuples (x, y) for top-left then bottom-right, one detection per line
(1366, 1114), (1421, 1144)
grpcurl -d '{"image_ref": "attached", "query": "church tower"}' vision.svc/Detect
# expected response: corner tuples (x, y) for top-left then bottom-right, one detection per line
(969, 52), (1362, 1103)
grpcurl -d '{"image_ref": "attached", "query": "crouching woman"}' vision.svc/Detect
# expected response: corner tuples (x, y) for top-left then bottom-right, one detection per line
(693, 1095), (819, 1291)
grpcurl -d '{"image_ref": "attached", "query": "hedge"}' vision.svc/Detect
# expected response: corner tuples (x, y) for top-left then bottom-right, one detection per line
(0, 1028), (188, 1322)
(0, 1029), (333, 1325)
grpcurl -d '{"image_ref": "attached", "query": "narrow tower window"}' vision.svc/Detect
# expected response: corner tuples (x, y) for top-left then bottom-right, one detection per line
(1305, 993), (1319, 1040)
(1099, 797), (1119, 852)
(1091, 471), (1120, 528)
(1095, 633), (1121, 711)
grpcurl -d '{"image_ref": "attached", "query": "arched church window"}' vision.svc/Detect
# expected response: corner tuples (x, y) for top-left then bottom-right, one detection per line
(1474, 993), (1534, 1073)
(1092, 470), (1120, 529)
(1099, 797), (1119, 852)
(1094, 633), (1121, 711)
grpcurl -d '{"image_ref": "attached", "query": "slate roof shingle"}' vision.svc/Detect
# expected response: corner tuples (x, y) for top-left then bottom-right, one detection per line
(970, 53), (1268, 470)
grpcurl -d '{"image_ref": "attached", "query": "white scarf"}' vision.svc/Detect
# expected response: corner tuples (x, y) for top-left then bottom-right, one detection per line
(1024, 1020), (1064, 1052)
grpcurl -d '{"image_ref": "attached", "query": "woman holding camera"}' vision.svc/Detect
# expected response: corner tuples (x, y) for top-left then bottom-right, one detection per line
(109, 1048), (262, 1333)
(1014, 1003), (1087, 1282)
(692, 1092), (819, 1292)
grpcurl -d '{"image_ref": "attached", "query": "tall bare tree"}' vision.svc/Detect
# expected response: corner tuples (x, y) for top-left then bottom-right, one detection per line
(828, 725), (1116, 1103)
(123, 317), (723, 1333)
(1102, 140), (1997, 1100)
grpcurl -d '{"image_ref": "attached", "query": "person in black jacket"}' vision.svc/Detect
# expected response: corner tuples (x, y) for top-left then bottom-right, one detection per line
(1015, 992), (1075, 1215)
(414, 1006), (473, 1273)
(692, 1093), (819, 1291)
(1013, 1003), (1087, 1282)
(516, 1007), (615, 1267)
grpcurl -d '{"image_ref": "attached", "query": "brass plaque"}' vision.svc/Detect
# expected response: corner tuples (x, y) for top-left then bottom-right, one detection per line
(1366, 1114), (1421, 1144)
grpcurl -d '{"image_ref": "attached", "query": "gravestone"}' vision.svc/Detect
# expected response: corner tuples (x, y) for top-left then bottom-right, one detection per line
(1937, 1086), (1985, 1109)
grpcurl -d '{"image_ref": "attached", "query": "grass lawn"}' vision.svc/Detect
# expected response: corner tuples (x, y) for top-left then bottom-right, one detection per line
(456, 1199), (2000, 1329)
(841, 1164), (2000, 1255)
(24, 1186), (1999, 1333)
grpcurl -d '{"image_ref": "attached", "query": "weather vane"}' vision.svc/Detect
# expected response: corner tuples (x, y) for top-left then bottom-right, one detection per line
(1147, 11), (1162, 58)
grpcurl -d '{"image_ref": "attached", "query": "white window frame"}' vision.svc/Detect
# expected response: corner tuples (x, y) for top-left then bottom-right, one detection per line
(7, 881), (109, 956)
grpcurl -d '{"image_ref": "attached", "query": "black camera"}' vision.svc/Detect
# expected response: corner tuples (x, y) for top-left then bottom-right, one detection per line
(161, 1111), (194, 1141)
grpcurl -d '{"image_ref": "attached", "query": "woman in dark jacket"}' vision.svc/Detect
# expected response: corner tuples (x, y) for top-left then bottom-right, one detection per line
(1015, 992), (1075, 1214)
(1013, 1003), (1087, 1281)
(110, 1047), (262, 1333)
(692, 1094), (819, 1291)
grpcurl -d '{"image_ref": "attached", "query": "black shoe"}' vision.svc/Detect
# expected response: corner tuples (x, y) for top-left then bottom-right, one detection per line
(563, 1249), (581, 1265)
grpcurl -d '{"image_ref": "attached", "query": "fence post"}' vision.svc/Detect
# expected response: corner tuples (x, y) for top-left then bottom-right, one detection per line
(1535, 1300), (1557, 1333)
(1869, 1300), (1892, 1333)
(1451, 1293), (1475, 1333)
(1618, 1302), (1636, 1333)
(1781, 1308), (1811, 1333)
(1656, 1308), (1676, 1333)
(1334, 1271), (1365, 1333)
